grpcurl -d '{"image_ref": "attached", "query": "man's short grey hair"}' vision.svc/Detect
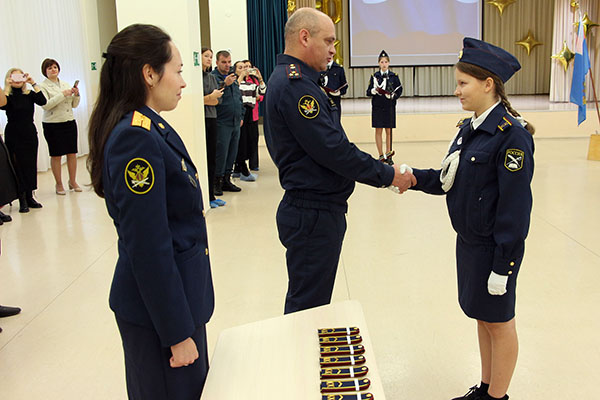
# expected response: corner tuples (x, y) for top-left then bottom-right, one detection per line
(284, 8), (325, 44)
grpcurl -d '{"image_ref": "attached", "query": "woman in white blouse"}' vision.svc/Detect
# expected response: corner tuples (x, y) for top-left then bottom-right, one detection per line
(39, 58), (81, 194)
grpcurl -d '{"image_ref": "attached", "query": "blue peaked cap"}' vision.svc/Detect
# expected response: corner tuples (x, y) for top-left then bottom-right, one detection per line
(459, 37), (521, 83)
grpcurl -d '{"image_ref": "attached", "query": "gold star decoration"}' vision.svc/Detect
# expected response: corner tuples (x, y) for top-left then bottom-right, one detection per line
(287, 0), (296, 14)
(574, 13), (599, 36)
(551, 41), (575, 72)
(487, 0), (517, 16)
(515, 30), (543, 55)
(570, 1), (579, 10)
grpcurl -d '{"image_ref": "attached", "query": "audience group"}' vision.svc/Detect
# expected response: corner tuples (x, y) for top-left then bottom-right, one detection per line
(201, 48), (266, 208)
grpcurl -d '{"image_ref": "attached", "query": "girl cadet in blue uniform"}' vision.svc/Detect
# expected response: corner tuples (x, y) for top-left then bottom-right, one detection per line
(407, 38), (534, 400)
(366, 50), (402, 165)
(87, 25), (214, 400)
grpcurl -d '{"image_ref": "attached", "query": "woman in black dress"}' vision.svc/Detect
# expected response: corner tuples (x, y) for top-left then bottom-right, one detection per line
(1, 69), (47, 212)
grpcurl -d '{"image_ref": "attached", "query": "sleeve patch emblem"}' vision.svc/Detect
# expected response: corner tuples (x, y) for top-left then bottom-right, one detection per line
(504, 149), (524, 172)
(298, 95), (320, 119)
(125, 158), (155, 194)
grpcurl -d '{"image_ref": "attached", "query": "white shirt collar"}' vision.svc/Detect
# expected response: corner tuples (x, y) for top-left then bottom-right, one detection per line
(471, 100), (501, 130)
(327, 61), (334, 69)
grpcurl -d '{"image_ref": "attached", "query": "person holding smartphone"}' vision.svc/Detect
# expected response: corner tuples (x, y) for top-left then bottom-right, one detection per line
(1, 69), (47, 212)
(39, 58), (81, 195)
(87, 24), (215, 399)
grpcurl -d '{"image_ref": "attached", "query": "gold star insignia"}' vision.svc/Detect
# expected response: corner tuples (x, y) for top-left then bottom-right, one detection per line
(574, 13), (599, 36)
(487, 0), (516, 16)
(570, 1), (579, 10)
(551, 41), (575, 72)
(515, 30), (543, 56)
(158, 122), (165, 129)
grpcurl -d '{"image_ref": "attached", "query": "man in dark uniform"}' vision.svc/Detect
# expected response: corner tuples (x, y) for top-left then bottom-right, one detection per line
(264, 7), (416, 314)
(320, 57), (348, 120)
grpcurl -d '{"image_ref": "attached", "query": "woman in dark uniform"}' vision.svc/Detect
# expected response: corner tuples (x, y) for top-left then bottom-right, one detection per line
(366, 50), (402, 165)
(87, 24), (215, 400)
(0, 84), (18, 225)
(407, 38), (535, 400)
(1, 68), (47, 213)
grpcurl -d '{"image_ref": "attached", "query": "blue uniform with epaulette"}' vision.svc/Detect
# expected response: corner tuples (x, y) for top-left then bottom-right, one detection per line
(320, 61), (348, 118)
(412, 104), (534, 322)
(264, 54), (395, 314)
(366, 70), (402, 128)
(103, 105), (214, 399)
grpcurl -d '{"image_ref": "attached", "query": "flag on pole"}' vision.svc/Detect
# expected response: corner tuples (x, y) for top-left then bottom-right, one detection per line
(570, 16), (591, 125)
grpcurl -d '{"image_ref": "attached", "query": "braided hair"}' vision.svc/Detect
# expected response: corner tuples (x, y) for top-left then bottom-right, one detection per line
(456, 61), (535, 135)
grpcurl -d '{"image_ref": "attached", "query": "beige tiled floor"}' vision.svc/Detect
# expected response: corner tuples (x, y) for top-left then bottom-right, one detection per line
(1, 129), (599, 398)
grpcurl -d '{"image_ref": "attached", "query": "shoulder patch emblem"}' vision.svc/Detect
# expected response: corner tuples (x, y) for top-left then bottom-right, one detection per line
(298, 95), (320, 119)
(504, 149), (524, 172)
(498, 117), (513, 132)
(287, 64), (302, 80)
(131, 111), (151, 131)
(125, 158), (155, 194)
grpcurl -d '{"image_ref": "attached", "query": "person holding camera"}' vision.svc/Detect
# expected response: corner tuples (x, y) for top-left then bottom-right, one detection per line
(210, 50), (244, 195)
(39, 58), (81, 195)
(1, 69), (47, 212)
(233, 60), (266, 181)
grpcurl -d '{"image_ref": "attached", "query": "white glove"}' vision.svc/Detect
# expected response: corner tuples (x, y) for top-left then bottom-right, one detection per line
(330, 90), (341, 96)
(487, 271), (508, 295)
(385, 93), (393, 99)
(399, 164), (413, 174)
(371, 87), (378, 96)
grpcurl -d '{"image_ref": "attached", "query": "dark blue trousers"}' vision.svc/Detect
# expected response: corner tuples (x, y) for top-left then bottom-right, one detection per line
(116, 316), (209, 400)
(276, 199), (347, 314)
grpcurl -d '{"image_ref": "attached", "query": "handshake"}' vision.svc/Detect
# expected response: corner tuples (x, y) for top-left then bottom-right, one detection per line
(388, 163), (416, 194)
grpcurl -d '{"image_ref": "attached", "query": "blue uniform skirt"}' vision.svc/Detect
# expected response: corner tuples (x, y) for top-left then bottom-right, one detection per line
(455, 236), (522, 323)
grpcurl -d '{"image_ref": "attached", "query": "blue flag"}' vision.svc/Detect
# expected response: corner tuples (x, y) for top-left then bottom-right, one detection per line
(570, 18), (591, 125)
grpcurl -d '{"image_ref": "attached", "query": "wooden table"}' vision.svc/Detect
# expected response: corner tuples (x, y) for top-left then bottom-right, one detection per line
(201, 300), (386, 399)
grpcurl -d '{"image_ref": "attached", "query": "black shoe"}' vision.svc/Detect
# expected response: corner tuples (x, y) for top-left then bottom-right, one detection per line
(26, 192), (43, 209)
(0, 211), (11, 223)
(222, 175), (242, 192)
(0, 305), (21, 318)
(214, 176), (223, 196)
(18, 194), (30, 213)
(452, 385), (485, 400)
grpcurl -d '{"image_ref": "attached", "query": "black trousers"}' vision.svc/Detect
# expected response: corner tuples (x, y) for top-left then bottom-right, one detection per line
(204, 118), (217, 201)
(116, 316), (209, 400)
(236, 107), (259, 171)
(276, 199), (347, 314)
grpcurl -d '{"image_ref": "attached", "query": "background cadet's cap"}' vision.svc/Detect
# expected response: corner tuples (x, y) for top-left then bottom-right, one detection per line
(459, 37), (521, 82)
(378, 50), (389, 59)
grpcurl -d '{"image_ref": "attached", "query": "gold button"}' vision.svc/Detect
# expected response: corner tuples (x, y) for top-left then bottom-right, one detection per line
(471, 156), (476, 162)
(205, 248), (209, 256)
(510, 261), (515, 266)
(508, 271), (513, 275)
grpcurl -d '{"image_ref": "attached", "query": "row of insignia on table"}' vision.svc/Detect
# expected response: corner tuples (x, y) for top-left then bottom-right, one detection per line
(318, 326), (374, 400)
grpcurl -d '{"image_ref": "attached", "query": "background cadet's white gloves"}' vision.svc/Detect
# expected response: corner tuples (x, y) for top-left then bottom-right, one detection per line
(487, 271), (508, 295)
(330, 90), (341, 96)
(371, 87), (378, 96)
(385, 93), (393, 99)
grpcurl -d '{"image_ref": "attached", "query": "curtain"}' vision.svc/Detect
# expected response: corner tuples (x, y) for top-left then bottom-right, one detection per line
(0, 0), (92, 172)
(247, 0), (287, 102)
(550, 0), (600, 102)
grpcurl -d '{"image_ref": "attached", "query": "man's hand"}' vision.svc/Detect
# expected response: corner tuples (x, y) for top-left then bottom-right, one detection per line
(224, 73), (237, 86)
(170, 337), (199, 368)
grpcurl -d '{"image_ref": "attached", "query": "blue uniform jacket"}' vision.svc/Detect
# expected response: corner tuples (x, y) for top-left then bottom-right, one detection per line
(412, 104), (534, 275)
(366, 70), (402, 106)
(321, 61), (348, 108)
(264, 54), (395, 210)
(103, 106), (214, 347)
(210, 70), (244, 125)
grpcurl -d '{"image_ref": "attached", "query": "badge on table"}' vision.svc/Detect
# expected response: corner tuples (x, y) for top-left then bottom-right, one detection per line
(504, 149), (524, 172)
(320, 378), (371, 393)
(320, 355), (366, 367)
(320, 366), (369, 379)
(318, 327), (360, 337)
(320, 345), (365, 356)
(298, 95), (319, 119)
(319, 335), (362, 345)
(125, 158), (154, 194)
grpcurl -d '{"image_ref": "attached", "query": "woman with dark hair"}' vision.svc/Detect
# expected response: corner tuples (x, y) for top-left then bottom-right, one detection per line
(201, 47), (225, 208)
(39, 58), (81, 195)
(87, 24), (215, 399)
(1, 68), (47, 212)
(407, 38), (535, 400)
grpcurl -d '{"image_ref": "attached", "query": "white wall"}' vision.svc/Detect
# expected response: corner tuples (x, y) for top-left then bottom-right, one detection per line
(115, 0), (209, 208)
(208, 0), (248, 63)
